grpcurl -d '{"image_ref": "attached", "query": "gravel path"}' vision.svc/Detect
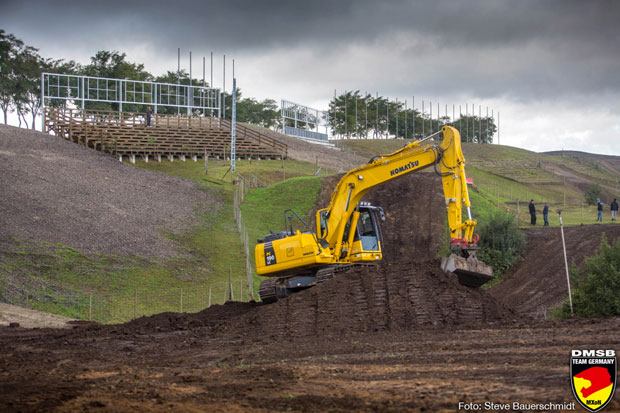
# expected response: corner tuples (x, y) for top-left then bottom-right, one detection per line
(0, 124), (219, 258)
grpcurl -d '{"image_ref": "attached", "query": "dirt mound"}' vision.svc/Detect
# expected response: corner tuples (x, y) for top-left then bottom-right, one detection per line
(115, 301), (259, 334)
(490, 224), (620, 318)
(0, 124), (218, 258)
(214, 173), (515, 340)
(221, 261), (514, 341)
(311, 172), (445, 263)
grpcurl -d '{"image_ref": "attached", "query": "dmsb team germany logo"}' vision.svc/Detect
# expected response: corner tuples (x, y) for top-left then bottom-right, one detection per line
(571, 349), (616, 412)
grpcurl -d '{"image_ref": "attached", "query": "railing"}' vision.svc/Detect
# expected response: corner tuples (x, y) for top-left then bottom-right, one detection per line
(284, 126), (328, 141)
(221, 118), (288, 158)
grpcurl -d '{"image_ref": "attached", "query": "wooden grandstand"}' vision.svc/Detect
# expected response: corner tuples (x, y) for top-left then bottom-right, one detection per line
(44, 108), (287, 161)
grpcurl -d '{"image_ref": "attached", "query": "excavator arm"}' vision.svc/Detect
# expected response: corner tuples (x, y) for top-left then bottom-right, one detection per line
(318, 126), (476, 256)
(255, 126), (493, 302)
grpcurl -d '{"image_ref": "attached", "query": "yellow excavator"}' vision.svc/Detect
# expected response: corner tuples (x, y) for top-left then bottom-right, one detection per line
(255, 126), (493, 302)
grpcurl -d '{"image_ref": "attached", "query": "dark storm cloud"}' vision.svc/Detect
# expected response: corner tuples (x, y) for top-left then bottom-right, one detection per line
(1, 0), (619, 100)
(2, 0), (618, 50)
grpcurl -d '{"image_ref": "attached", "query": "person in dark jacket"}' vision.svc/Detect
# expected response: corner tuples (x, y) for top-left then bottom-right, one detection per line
(146, 106), (153, 127)
(543, 202), (549, 226)
(597, 198), (603, 222)
(611, 199), (618, 221)
(529, 199), (536, 225)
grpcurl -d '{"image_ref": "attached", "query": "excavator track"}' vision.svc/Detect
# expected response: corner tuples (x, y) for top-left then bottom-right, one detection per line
(258, 278), (278, 304)
(259, 264), (377, 303)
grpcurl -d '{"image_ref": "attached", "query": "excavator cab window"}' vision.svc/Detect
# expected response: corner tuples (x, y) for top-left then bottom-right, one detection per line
(318, 209), (329, 238)
(355, 207), (380, 251)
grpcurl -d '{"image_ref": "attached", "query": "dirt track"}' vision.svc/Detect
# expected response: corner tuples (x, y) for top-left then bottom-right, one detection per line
(1, 311), (618, 412)
(2, 172), (619, 411)
(491, 224), (620, 318)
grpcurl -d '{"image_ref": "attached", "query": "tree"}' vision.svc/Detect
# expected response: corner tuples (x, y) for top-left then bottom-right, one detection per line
(13, 45), (45, 129)
(584, 183), (602, 206)
(0, 30), (24, 124)
(476, 210), (525, 276)
(80, 51), (153, 112)
(557, 235), (620, 318)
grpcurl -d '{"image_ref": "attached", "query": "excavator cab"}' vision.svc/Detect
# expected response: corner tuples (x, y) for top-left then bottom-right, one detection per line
(318, 203), (385, 259)
(345, 204), (385, 261)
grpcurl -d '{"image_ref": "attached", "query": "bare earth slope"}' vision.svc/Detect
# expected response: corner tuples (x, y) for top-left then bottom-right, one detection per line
(0, 303), (75, 329)
(0, 124), (218, 258)
(490, 224), (620, 317)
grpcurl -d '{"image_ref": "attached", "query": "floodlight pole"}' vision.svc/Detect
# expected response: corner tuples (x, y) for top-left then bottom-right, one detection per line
(231, 78), (237, 173)
(412, 96), (415, 139)
(422, 100), (425, 136)
(177, 48), (181, 115)
(558, 211), (574, 317)
(188, 51), (192, 116)
(429, 101), (432, 133)
(40, 74), (45, 132)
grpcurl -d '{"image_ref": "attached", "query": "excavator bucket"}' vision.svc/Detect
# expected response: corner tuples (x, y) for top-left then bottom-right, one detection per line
(441, 254), (494, 288)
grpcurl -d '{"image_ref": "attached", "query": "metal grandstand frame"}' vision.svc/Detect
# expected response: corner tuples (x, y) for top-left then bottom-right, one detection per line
(41, 73), (221, 117)
(281, 100), (329, 141)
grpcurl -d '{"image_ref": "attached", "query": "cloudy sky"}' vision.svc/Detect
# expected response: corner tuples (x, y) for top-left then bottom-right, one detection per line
(2, 0), (619, 154)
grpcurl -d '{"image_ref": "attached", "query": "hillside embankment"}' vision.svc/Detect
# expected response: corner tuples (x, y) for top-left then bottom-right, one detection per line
(0, 124), (217, 258)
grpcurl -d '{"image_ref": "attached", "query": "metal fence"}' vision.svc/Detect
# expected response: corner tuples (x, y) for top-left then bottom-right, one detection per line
(18, 282), (250, 325)
(41, 73), (221, 115)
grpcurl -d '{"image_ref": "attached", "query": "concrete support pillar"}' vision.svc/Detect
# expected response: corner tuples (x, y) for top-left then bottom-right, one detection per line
(181, 155), (186, 162)
(130, 154), (136, 164)
(192, 155), (197, 162)
(119, 155), (123, 163)
(157, 154), (162, 162)
(143, 155), (149, 163)
(168, 155), (174, 162)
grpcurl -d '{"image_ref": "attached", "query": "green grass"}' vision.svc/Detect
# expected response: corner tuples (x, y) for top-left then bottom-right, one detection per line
(240, 176), (322, 292)
(0, 241), (227, 323)
(132, 158), (329, 299)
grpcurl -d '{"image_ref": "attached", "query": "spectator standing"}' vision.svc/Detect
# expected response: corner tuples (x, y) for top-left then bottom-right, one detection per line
(146, 106), (153, 127)
(543, 202), (549, 226)
(611, 198), (618, 221)
(529, 199), (536, 226)
(597, 198), (603, 222)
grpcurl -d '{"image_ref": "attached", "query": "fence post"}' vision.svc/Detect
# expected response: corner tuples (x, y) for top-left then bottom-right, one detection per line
(228, 269), (234, 301)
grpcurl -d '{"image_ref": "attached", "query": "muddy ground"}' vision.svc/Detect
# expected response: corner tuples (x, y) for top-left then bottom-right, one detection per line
(2, 310), (618, 412)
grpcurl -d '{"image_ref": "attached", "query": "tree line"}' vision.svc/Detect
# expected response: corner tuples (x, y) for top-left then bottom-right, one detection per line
(328, 91), (496, 143)
(0, 30), (279, 129)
